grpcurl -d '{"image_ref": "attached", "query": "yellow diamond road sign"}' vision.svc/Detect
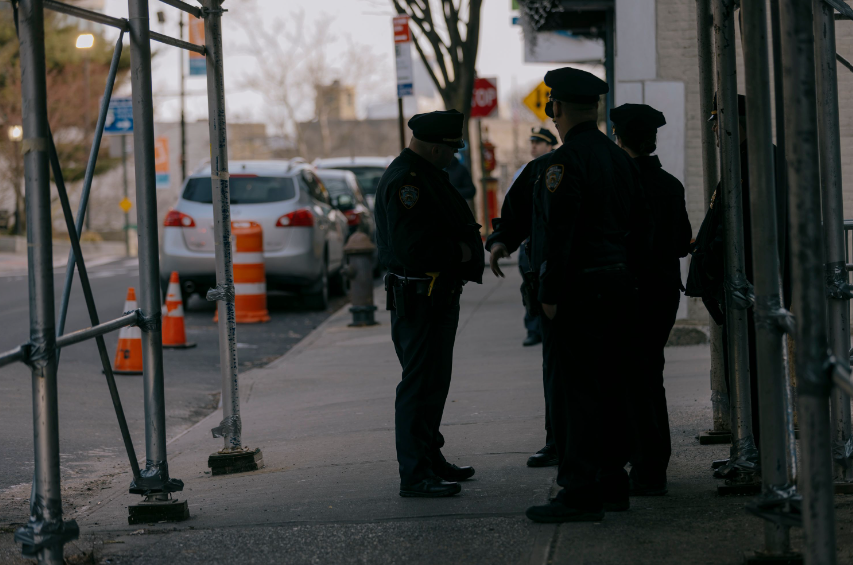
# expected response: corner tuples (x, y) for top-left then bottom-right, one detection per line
(119, 197), (133, 213)
(523, 82), (551, 122)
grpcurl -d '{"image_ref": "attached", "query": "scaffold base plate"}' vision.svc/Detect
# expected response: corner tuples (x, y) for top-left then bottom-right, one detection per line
(743, 551), (803, 564)
(834, 482), (853, 494)
(208, 447), (264, 476)
(128, 499), (189, 524)
(698, 430), (732, 445)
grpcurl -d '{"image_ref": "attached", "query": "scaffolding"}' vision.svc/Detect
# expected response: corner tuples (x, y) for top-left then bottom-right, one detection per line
(0, 1), (251, 562)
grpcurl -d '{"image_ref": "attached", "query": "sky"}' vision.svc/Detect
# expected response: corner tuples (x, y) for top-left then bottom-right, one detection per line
(98, 0), (588, 129)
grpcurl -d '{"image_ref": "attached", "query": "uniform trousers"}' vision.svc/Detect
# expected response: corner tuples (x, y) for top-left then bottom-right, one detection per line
(391, 289), (461, 485)
(544, 269), (636, 507)
(628, 284), (679, 485)
(518, 242), (542, 339)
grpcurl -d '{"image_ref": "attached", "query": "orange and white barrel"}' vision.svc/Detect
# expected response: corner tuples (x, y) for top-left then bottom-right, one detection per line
(114, 287), (143, 375)
(162, 271), (196, 349)
(214, 221), (270, 324)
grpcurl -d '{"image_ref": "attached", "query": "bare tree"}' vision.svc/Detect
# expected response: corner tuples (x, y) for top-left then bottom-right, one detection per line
(391, 0), (483, 143)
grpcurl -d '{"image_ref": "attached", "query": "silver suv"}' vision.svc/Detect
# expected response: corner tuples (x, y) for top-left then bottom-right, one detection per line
(160, 160), (349, 310)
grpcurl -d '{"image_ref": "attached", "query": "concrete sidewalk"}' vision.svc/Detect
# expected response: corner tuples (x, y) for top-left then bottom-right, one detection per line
(4, 266), (853, 564)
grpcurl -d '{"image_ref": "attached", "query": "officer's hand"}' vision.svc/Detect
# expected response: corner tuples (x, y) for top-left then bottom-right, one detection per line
(490, 244), (509, 277)
(542, 303), (557, 320)
(459, 242), (472, 263)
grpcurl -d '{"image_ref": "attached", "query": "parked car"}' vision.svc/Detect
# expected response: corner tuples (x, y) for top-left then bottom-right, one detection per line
(160, 160), (349, 310)
(316, 169), (381, 275)
(313, 156), (393, 211)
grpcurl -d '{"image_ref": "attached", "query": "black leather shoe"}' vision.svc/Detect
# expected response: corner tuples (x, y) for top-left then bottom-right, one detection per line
(527, 445), (558, 467)
(526, 501), (604, 523)
(433, 462), (475, 481)
(603, 497), (630, 512)
(523, 333), (542, 347)
(399, 477), (462, 498)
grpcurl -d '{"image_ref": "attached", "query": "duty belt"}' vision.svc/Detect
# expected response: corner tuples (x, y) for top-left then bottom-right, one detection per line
(579, 263), (627, 275)
(387, 273), (460, 296)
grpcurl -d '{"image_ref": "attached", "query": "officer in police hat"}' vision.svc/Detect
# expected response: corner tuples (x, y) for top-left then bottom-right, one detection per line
(524, 68), (653, 523)
(609, 103), (692, 495)
(374, 110), (485, 498)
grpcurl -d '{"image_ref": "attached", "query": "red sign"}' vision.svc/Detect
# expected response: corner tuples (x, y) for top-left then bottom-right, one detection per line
(470, 77), (498, 119)
(393, 15), (411, 44)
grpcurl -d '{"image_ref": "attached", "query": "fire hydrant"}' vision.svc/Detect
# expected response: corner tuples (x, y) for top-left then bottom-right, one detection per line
(343, 232), (378, 327)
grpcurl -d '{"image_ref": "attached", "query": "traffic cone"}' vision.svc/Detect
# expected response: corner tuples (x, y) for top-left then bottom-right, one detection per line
(162, 271), (196, 349)
(114, 287), (143, 375)
(214, 221), (270, 324)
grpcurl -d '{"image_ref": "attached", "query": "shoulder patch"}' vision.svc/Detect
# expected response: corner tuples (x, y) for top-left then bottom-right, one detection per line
(545, 164), (564, 193)
(400, 185), (419, 209)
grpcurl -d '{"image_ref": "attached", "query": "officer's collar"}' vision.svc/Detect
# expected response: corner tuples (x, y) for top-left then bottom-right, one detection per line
(634, 155), (662, 169)
(563, 120), (599, 142)
(402, 148), (443, 172)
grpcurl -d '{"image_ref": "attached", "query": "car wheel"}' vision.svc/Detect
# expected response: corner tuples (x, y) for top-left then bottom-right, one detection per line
(330, 263), (350, 297)
(304, 262), (329, 311)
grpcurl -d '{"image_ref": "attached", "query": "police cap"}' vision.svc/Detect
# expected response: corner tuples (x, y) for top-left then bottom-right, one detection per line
(609, 104), (666, 137)
(408, 110), (465, 149)
(544, 67), (609, 106)
(709, 93), (746, 122)
(530, 127), (558, 145)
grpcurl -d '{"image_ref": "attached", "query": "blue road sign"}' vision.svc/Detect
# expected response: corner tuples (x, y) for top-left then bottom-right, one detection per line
(104, 97), (134, 135)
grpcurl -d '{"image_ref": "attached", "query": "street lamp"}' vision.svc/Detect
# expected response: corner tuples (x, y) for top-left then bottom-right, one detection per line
(8, 125), (22, 142)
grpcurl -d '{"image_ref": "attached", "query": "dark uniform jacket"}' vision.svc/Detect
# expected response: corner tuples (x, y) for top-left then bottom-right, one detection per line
(375, 148), (485, 284)
(537, 121), (653, 305)
(485, 152), (554, 272)
(633, 155), (692, 290)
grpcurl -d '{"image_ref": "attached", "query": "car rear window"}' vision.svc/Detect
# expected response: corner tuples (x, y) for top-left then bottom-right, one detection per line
(331, 167), (384, 196)
(317, 177), (351, 197)
(183, 176), (297, 204)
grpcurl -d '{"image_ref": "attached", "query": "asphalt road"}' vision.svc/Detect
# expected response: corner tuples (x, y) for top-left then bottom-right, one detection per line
(0, 257), (350, 492)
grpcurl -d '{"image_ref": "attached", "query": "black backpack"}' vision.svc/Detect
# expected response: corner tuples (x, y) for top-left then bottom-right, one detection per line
(685, 191), (726, 325)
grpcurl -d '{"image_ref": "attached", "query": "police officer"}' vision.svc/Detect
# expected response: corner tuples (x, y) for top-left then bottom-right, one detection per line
(374, 110), (485, 498)
(525, 68), (652, 523)
(486, 134), (559, 468)
(516, 128), (558, 348)
(609, 103), (692, 495)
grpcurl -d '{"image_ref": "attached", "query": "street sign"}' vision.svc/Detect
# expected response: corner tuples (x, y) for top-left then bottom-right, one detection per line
(119, 197), (133, 213)
(523, 81), (552, 122)
(188, 15), (205, 76)
(393, 15), (414, 98)
(155, 137), (170, 189)
(471, 77), (498, 119)
(104, 97), (133, 135)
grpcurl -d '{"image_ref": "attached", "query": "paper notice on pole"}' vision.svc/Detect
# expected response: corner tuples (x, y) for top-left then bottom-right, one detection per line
(188, 14), (205, 76)
(155, 137), (170, 189)
(393, 15), (413, 98)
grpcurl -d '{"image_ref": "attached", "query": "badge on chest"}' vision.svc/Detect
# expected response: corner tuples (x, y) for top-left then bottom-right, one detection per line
(400, 185), (419, 209)
(545, 164), (564, 193)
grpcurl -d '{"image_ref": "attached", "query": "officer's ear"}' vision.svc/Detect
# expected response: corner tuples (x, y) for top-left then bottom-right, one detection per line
(552, 100), (562, 119)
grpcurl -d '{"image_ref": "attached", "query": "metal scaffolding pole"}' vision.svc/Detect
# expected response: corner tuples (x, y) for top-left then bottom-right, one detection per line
(713, 0), (758, 478)
(12, 1), (78, 562)
(202, 0), (242, 451)
(740, 0), (796, 556)
(814, 0), (853, 487)
(779, 0), (838, 562)
(695, 0), (730, 441)
(126, 0), (179, 496)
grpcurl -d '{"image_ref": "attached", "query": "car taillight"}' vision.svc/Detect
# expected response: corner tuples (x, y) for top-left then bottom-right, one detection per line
(164, 210), (196, 227)
(276, 209), (314, 227)
(344, 210), (361, 226)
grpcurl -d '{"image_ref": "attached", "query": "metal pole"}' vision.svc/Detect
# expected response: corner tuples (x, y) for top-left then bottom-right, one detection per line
(740, 0), (793, 554)
(127, 0), (173, 493)
(179, 14), (186, 181)
(779, 0), (837, 562)
(477, 119), (488, 235)
(814, 0), (853, 486)
(13, 0), (77, 562)
(604, 7), (615, 140)
(397, 97), (405, 152)
(123, 135), (130, 257)
(84, 55), (91, 232)
(696, 0), (729, 437)
(713, 0), (757, 476)
(203, 0), (243, 452)
(57, 33), (124, 346)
